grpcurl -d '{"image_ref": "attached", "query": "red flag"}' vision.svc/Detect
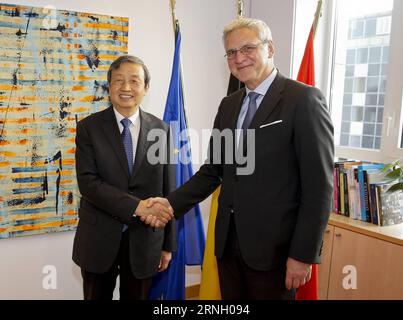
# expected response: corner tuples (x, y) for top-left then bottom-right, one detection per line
(295, 25), (319, 301)
(297, 26), (315, 85)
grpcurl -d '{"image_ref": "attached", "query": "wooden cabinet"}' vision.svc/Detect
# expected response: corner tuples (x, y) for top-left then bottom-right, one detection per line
(319, 214), (403, 299)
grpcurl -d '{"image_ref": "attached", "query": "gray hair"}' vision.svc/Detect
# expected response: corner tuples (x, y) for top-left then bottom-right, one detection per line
(107, 55), (150, 87)
(222, 18), (273, 44)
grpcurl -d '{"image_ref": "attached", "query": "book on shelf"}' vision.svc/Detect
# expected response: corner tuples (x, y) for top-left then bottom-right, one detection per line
(343, 162), (362, 219)
(366, 166), (390, 225)
(357, 164), (385, 222)
(369, 183), (380, 225)
(333, 161), (402, 226)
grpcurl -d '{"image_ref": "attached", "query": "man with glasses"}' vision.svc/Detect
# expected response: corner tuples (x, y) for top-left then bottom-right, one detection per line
(146, 18), (334, 299)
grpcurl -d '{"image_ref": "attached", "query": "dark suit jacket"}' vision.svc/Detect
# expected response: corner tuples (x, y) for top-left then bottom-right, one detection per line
(168, 72), (334, 271)
(72, 106), (176, 279)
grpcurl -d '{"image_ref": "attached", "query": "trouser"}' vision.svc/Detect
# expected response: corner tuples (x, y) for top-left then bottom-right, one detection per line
(81, 229), (152, 300)
(217, 215), (295, 300)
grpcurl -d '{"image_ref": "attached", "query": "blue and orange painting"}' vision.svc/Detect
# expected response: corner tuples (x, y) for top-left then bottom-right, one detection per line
(0, 3), (128, 238)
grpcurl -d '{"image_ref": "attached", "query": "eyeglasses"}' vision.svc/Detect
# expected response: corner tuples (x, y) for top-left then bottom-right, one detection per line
(224, 40), (268, 60)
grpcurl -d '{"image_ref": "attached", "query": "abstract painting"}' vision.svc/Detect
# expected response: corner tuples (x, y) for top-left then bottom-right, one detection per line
(0, 3), (128, 238)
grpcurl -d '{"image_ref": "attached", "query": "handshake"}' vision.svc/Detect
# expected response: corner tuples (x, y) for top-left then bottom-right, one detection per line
(135, 197), (174, 228)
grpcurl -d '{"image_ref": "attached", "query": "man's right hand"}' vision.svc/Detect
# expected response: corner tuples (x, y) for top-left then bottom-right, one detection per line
(134, 199), (174, 228)
(138, 197), (174, 228)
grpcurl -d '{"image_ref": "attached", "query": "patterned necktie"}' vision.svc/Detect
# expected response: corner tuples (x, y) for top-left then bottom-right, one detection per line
(242, 92), (260, 144)
(120, 118), (133, 175)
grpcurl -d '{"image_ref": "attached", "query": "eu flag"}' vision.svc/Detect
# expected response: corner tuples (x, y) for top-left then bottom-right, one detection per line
(148, 22), (205, 300)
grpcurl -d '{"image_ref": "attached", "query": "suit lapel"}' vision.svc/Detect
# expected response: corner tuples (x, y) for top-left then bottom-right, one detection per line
(249, 72), (286, 130)
(102, 106), (131, 178)
(130, 109), (153, 183)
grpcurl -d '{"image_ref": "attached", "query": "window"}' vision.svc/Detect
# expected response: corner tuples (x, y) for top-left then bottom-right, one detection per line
(324, 0), (403, 163)
(376, 16), (392, 35)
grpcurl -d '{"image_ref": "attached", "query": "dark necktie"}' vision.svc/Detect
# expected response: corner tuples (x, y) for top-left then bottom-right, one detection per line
(121, 118), (133, 175)
(242, 92), (260, 144)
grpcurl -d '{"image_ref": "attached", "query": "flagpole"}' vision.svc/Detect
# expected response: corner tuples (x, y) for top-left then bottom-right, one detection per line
(312, 0), (323, 40)
(170, 0), (177, 36)
(237, 0), (244, 19)
(169, 0), (190, 129)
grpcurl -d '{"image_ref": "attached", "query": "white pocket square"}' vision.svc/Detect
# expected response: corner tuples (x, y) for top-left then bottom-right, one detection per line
(260, 120), (283, 128)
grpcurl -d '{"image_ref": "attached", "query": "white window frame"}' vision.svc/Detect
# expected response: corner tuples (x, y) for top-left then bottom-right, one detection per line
(296, 0), (403, 164)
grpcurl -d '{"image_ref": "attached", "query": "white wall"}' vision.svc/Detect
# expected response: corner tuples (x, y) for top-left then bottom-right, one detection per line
(250, 0), (295, 76)
(0, 0), (299, 299)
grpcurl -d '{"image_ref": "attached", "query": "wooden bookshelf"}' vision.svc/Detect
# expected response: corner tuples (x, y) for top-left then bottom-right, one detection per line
(328, 213), (403, 246)
(319, 213), (403, 299)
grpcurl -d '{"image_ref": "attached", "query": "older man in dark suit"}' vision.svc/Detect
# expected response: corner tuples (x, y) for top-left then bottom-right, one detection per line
(72, 55), (176, 300)
(145, 18), (334, 300)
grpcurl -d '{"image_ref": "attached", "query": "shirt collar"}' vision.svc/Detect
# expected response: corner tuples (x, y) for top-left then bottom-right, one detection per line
(245, 68), (278, 97)
(113, 107), (140, 125)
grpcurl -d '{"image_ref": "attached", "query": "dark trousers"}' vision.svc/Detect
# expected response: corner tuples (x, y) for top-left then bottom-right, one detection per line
(81, 229), (152, 300)
(217, 215), (295, 300)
